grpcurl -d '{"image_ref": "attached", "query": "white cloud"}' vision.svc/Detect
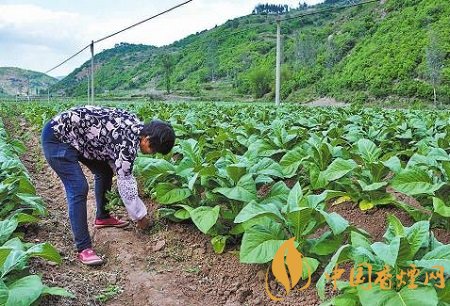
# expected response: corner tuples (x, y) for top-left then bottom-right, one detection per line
(0, 1), (324, 77)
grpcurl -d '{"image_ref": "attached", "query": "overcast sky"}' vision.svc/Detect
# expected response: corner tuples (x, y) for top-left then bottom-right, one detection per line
(0, 0), (324, 77)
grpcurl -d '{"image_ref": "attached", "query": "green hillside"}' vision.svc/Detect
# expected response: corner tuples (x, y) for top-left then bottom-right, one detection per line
(52, 43), (157, 96)
(53, 0), (450, 104)
(0, 67), (57, 96)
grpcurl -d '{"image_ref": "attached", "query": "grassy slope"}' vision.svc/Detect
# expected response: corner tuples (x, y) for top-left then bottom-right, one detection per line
(53, 0), (450, 104)
(0, 67), (58, 96)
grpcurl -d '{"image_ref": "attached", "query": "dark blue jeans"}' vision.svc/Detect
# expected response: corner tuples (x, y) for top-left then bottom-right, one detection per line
(41, 121), (112, 251)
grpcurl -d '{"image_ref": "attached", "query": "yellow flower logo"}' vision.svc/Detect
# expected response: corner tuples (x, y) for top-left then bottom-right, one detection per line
(265, 237), (312, 301)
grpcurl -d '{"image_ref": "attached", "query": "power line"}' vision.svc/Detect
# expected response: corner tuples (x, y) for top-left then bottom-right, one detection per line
(45, 0), (193, 74)
(45, 44), (90, 74)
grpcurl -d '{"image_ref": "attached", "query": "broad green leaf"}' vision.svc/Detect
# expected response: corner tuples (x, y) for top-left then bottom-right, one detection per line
(428, 148), (450, 161)
(265, 181), (289, 205)
(2, 275), (44, 306)
(371, 237), (400, 267)
(17, 177), (35, 194)
(0, 249), (12, 268)
(134, 158), (175, 177)
(357, 180), (388, 192)
(309, 232), (344, 256)
(246, 139), (283, 157)
(322, 158), (358, 181)
(226, 165), (246, 184)
(383, 214), (406, 240)
(234, 201), (284, 224)
(211, 235), (227, 254)
(190, 206), (220, 234)
(302, 257), (320, 280)
(356, 139), (381, 163)
(287, 182), (303, 213)
(287, 207), (314, 238)
(383, 156), (402, 173)
(390, 169), (444, 196)
(174, 209), (191, 220)
(2, 238), (25, 251)
(433, 197), (450, 218)
(0, 280), (8, 304)
(179, 139), (202, 166)
(15, 193), (47, 216)
(11, 213), (39, 225)
(240, 220), (286, 264)
(250, 158), (284, 178)
(411, 245), (450, 274)
(0, 219), (18, 245)
(188, 172), (199, 190)
(42, 286), (75, 298)
(309, 164), (328, 190)
(351, 231), (372, 249)
(357, 284), (437, 306)
(154, 183), (191, 205)
(26, 242), (61, 264)
(404, 221), (430, 259)
(320, 294), (359, 306)
(406, 154), (438, 169)
(213, 174), (257, 202)
(1, 249), (27, 277)
(394, 201), (431, 222)
(436, 280), (450, 304)
(280, 146), (305, 177)
(359, 200), (374, 211)
(320, 211), (349, 235)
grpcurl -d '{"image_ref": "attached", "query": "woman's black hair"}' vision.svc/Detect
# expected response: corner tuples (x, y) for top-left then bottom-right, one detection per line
(140, 119), (175, 154)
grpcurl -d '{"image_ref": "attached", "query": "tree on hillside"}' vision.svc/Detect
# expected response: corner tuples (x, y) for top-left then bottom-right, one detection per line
(298, 2), (309, 10)
(248, 66), (272, 98)
(425, 32), (445, 106)
(159, 52), (175, 94)
(252, 3), (290, 15)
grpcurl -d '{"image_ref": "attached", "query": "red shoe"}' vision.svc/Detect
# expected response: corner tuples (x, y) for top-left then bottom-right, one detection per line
(78, 248), (103, 266)
(94, 216), (129, 229)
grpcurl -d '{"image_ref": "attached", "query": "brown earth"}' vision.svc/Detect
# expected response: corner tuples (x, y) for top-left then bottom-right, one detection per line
(8, 120), (448, 306)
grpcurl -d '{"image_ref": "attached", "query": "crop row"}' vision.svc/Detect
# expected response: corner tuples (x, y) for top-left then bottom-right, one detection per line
(0, 116), (73, 305)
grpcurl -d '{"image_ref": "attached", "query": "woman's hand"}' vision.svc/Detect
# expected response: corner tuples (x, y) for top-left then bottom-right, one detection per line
(136, 215), (151, 230)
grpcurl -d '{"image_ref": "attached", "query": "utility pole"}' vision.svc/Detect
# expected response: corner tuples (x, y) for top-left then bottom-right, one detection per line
(275, 16), (281, 106)
(90, 40), (95, 104)
(47, 87), (50, 103)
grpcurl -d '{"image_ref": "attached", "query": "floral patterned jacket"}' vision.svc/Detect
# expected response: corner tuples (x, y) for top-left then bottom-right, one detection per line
(51, 105), (147, 221)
